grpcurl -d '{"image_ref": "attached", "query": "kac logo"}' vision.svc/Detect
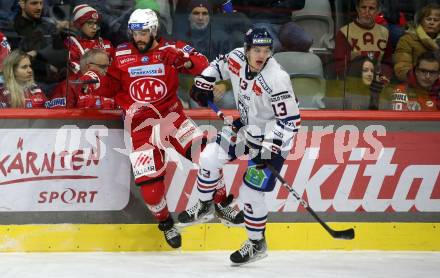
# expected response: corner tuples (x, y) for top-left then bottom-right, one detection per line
(129, 77), (167, 103)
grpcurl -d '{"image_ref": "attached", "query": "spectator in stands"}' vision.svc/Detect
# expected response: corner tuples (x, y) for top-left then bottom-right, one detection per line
(174, 0), (229, 61)
(65, 4), (114, 75)
(0, 50), (48, 108)
(174, 0), (252, 49)
(343, 55), (389, 110)
(0, 0), (17, 28)
(13, 0), (68, 95)
(48, 48), (115, 109)
(389, 51), (440, 111)
(232, 0), (306, 52)
(394, 3), (440, 81)
(0, 32), (11, 87)
(334, 0), (393, 80)
(375, 9), (407, 50)
(174, 0), (235, 109)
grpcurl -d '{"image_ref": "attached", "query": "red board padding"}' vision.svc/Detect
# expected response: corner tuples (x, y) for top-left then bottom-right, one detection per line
(1, 109), (440, 121)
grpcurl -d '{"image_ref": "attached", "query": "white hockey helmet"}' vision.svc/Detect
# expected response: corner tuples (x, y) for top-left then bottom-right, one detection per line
(128, 9), (159, 34)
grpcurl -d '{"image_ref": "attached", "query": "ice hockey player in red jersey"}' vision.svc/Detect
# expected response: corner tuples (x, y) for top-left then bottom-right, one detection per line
(65, 4), (114, 74)
(107, 8), (210, 249)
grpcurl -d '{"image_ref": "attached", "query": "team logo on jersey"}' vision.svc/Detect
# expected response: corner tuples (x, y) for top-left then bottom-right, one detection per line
(128, 64), (165, 77)
(118, 55), (137, 66)
(129, 77), (167, 103)
(141, 56), (149, 63)
(228, 57), (241, 76)
(252, 81), (262, 96)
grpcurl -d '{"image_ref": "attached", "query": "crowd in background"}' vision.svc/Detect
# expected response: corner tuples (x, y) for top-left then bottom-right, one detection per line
(0, 0), (440, 111)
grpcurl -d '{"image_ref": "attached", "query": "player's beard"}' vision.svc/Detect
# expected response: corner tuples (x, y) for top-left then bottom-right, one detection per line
(134, 35), (155, 53)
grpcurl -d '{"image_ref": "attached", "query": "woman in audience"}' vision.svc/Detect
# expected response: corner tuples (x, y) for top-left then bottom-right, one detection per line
(0, 50), (47, 108)
(394, 3), (440, 81)
(343, 55), (389, 110)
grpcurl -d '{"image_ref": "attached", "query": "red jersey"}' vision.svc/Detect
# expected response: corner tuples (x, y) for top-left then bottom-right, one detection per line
(65, 35), (114, 74)
(0, 32), (11, 74)
(0, 86), (47, 108)
(391, 72), (440, 111)
(107, 38), (209, 120)
(48, 71), (117, 109)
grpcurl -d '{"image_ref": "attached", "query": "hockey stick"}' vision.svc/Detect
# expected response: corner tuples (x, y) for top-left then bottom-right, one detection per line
(207, 100), (355, 240)
(265, 163), (355, 240)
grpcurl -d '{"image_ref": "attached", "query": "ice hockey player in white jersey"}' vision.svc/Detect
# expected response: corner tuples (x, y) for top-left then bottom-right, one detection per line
(178, 27), (301, 264)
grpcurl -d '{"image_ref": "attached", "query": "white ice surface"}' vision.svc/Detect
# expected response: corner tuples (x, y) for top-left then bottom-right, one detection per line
(1, 251), (439, 278)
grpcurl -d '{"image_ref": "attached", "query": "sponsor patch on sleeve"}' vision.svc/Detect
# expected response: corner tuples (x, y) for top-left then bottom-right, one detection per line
(182, 44), (194, 53)
(228, 58), (241, 76)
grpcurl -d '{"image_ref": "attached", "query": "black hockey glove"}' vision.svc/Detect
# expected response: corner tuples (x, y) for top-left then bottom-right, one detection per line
(251, 139), (283, 169)
(190, 75), (215, 107)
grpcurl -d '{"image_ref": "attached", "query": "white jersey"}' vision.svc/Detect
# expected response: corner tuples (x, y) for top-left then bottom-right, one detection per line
(201, 47), (301, 149)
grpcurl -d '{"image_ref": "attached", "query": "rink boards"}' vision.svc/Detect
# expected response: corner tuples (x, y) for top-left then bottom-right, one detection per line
(0, 109), (439, 252)
(0, 223), (439, 252)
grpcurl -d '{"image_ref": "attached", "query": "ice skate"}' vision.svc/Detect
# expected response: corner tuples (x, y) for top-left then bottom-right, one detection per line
(158, 217), (181, 248)
(230, 238), (268, 265)
(177, 199), (215, 227)
(215, 194), (244, 226)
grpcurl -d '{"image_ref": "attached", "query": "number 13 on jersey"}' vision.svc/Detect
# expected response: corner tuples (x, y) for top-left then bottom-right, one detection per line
(272, 102), (287, 117)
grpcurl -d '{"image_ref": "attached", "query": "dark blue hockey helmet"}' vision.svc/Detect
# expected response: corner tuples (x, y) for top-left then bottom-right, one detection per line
(244, 27), (273, 50)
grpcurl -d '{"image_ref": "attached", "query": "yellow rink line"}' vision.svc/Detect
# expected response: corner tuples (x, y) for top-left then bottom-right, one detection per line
(0, 223), (439, 252)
